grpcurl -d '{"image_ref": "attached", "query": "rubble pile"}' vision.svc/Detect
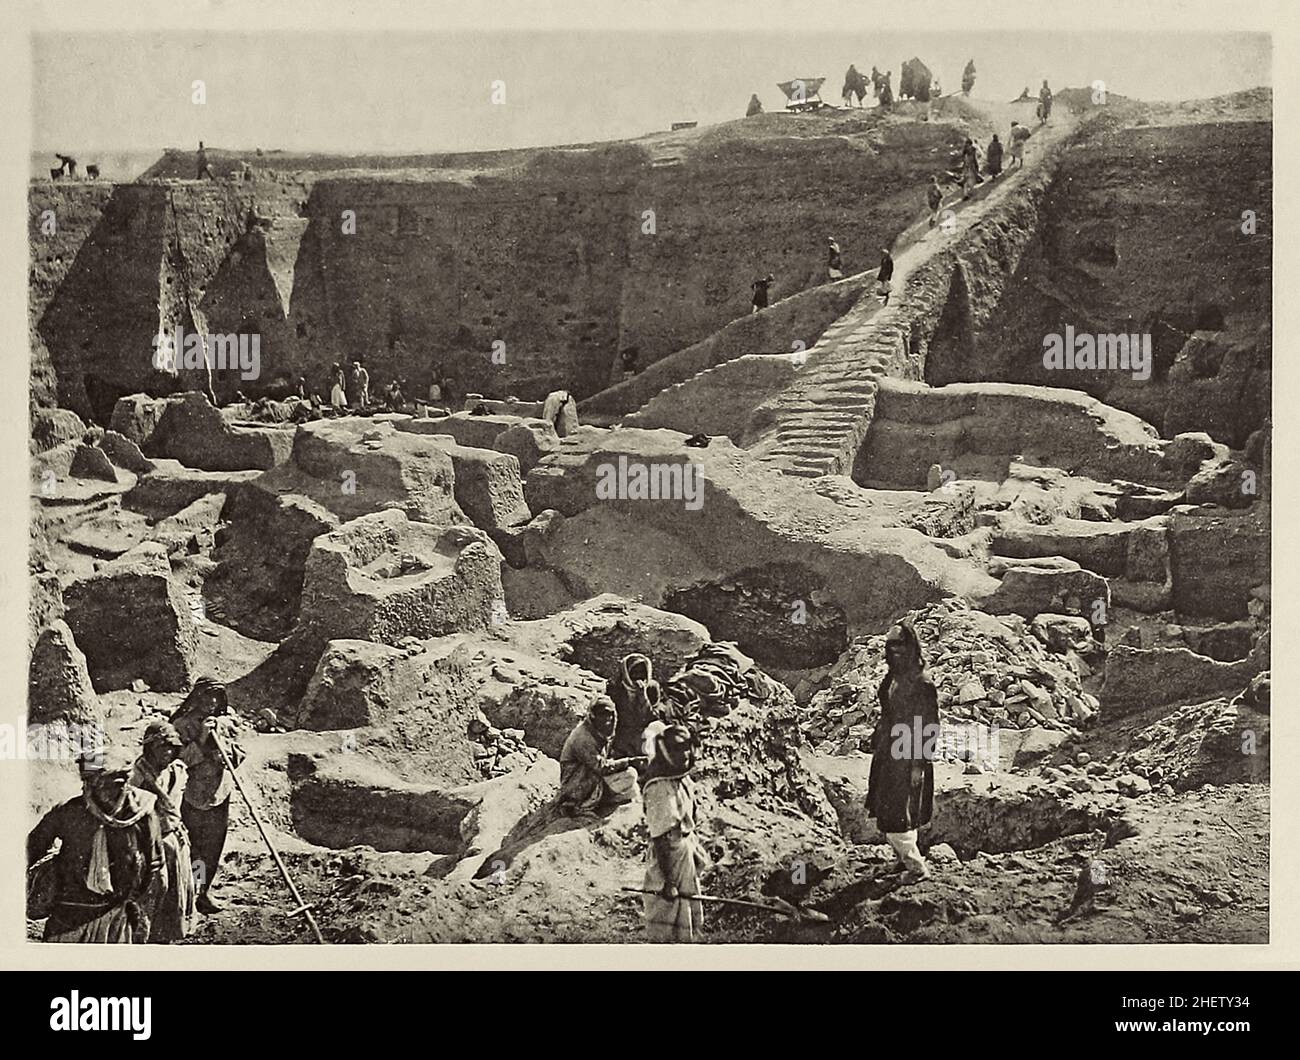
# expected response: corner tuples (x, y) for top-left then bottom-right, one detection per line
(1118, 687), (1270, 792)
(802, 599), (1100, 754)
(466, 712), (542, 779)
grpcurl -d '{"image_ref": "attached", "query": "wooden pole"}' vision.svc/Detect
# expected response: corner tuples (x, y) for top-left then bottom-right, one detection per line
(213, 735), (326, 944)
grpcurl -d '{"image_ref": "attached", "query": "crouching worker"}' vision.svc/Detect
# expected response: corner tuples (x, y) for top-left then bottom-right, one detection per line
(866, 622), (939, 884)
(641, 721), (709, 942)
(130, 721), (196, 941)
(27, 757), (164, 943)
(557, 698), (641, 817)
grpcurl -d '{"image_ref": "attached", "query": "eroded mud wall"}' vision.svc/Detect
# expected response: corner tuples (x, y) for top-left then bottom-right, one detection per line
(959, 120), (1271, 446)
(32, 119), (971, 418)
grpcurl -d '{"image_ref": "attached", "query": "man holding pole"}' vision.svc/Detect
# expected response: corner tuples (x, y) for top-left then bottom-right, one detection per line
(170, 676), (244, 914)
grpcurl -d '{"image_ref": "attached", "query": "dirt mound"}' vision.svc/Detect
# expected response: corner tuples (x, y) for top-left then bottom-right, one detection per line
(803, 599), (1097, 754)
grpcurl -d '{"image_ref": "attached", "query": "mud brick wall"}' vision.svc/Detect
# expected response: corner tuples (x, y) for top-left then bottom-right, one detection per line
(30, 121), (969, 420)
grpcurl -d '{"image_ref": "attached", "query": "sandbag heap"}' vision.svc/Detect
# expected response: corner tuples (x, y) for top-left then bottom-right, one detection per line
(802, 599), (1101, 755)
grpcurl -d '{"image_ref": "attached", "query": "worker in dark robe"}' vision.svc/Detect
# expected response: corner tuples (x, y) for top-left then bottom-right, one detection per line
(866, 622), (940, 883)
(28, 758), (165, 943)
(841, 65), (867, 107)
(608, 653), (663, 758)
(557, 698), (642, 817)
(986, 134), (1004, 177)
(129, 721), (196, 942)
(876, 249), (894, 305)
(171, 676), (244, 913)
(384, 378), (405, 412)
(746, 93), (764, 117)
(619, 346), (640, 381)
(751, 273), (774, 313)
(878, 71), (894, 107)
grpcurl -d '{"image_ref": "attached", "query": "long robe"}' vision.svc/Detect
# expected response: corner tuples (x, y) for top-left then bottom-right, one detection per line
(28, 792), (164, 943)
(130, 757), (197, 942)
(558, 719), (635, 814)
(642, 774), (707, 942)
(866, 671), (939, 834)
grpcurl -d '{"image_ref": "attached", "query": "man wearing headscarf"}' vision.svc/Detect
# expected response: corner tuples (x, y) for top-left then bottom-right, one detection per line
(557, 698), (642, 817)
(171, 676), (244, 913)
(641, 722), (709, 942)
(866, 622), (940, 883)
(27, 757), (164, 943)
(130, 720), (196, 941)
(608, 653), (663, 758)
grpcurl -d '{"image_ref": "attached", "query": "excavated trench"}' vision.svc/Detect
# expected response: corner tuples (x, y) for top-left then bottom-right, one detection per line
(285, 753), (476, 854)
(663, 564), (849, 671)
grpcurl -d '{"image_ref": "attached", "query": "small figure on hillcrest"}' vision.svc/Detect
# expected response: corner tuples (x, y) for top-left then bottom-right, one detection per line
(878, 70), (894, 107)
(196, 141), (214, 180)
(1038, 80), (1054, 123)
(842, 64), (869, 107)
(900, 58), (933, 102)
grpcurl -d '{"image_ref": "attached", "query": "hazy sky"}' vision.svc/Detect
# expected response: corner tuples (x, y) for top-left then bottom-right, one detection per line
(33, 29), (1270, 155)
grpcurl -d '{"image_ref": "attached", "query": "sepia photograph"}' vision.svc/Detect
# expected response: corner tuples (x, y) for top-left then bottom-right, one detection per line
(15, 2), (1276, 964)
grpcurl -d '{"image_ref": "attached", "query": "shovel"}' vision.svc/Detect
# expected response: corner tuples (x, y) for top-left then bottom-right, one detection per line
(621, 886), (830, 923)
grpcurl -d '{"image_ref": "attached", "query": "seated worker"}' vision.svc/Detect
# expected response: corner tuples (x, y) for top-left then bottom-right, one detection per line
(557, 698), (644, 817)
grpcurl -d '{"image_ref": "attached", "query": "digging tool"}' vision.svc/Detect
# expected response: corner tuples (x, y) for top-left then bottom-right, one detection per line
(213, 733), (326, 944)
(621, 886), (831, 923)
(1219, 815), (1246, 842)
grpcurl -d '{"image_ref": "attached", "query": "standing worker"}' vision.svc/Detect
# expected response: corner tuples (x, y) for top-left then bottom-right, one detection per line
(1009, 122), (1030, 168)
(866, 623), (940, 884)
(171, 677), (244, 913)
(961, 137), (982, 198)
(196, 141), (214, 180)
(926, 175), (945, 227)
(1038, 80), (1053, 124)
(27, 757), (165, 943)
(129, 721), (197, 942)
(329, 363), (348, 412)
(350, 359), (371, 408)
(641, 721), (708, 942)
(876, 249), (895, 305)
(751, 273), (775, 314)
(986, 133), (1004, 177)
(826, 237), (844, 282)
